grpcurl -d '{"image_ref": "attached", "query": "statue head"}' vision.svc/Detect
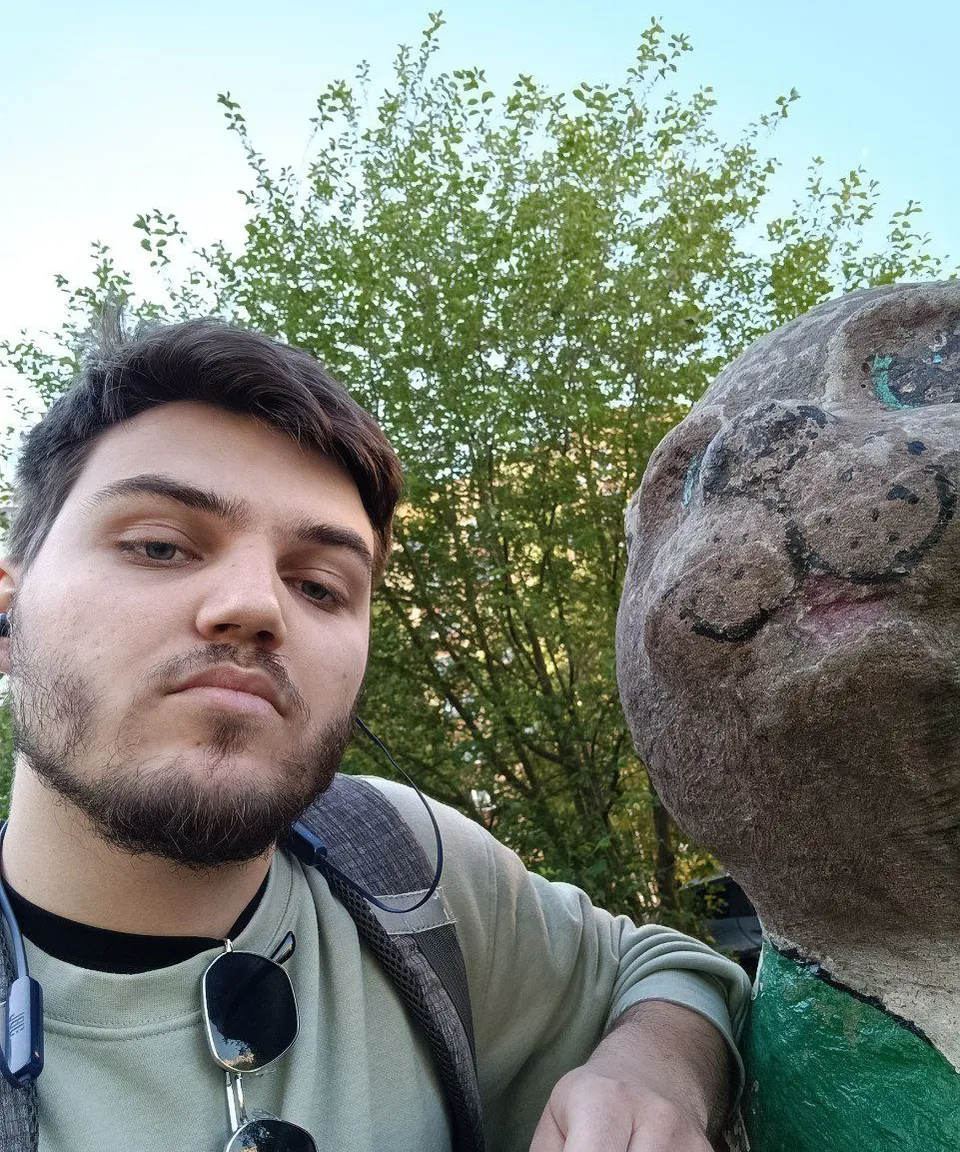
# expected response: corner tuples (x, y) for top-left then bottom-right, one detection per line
(617, 282), (960, 947)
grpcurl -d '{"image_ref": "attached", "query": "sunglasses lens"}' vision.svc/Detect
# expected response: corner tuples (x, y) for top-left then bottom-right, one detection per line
(203, 952), (298, 1071)
(225, 1118), (318, 1152)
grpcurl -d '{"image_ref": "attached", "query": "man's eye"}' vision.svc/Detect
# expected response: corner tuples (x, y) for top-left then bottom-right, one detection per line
(299, 580), (336, 604)
(120, 540), (184, 562)
(143, 541), (180, 561)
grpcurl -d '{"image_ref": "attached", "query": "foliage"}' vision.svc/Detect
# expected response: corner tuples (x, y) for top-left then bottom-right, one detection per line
(0, 15), (948, 921)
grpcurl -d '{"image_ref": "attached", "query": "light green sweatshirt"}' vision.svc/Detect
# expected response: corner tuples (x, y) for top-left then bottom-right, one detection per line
(30, 779), (749, 1151)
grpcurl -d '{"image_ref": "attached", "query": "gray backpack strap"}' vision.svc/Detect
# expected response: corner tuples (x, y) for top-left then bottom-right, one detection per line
(0, 934), (38, 1152)
(296, 774), (485, 1152)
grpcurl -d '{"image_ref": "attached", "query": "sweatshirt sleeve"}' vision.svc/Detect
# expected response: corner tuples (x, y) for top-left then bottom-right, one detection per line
(365, 777), (750, 1152)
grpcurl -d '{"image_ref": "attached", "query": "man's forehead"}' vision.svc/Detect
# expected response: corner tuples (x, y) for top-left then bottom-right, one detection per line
(63, 402), (376, 551)
(78, 401), (304, 473)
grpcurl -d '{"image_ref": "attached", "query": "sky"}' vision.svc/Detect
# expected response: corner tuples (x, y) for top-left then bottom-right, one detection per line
(2, 0), (957, 424)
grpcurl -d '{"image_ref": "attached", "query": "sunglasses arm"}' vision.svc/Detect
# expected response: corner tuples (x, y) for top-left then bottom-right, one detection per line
(225, 1070), (248, 1134)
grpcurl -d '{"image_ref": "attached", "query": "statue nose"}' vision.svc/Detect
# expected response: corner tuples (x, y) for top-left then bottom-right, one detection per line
(698, 401), (956, 582)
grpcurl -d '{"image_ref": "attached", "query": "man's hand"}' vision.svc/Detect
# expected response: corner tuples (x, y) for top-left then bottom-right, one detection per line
(529, 999), (733, 1150)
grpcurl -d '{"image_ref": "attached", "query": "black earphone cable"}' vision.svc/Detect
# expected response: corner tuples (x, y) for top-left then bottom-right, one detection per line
(290, 718), (445, 916)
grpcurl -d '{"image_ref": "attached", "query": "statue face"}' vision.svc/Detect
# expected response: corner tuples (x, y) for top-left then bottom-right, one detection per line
(616, 283), (960, 938)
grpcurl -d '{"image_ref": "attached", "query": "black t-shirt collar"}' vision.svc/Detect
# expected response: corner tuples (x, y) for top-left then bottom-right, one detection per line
(1, 872), (270, 974)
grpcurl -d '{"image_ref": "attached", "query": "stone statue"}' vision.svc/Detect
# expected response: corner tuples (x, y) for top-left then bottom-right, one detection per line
(616, 281), (960, 1148)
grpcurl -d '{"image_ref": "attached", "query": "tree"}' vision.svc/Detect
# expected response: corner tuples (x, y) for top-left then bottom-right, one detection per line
(0, 15), (947, 922)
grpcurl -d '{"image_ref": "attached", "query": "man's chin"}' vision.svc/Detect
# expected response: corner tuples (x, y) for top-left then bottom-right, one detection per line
(23, 735), (350, 870)
(139, 744), (302, 786)
(151, 708), (282, 763)
(36, 764), (326, 869)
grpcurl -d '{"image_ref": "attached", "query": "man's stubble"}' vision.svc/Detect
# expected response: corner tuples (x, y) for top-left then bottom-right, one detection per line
(8, 616), (357, 869)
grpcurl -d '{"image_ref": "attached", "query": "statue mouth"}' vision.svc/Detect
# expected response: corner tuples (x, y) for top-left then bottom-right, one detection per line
(793, 575), (890, 640)
(678, 568), (894, 646)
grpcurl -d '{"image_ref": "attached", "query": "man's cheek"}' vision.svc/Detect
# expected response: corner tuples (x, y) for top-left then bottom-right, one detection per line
(300, 636), (368, 707)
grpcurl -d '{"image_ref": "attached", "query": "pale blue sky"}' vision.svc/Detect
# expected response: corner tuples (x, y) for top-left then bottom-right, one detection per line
(2, 0), (956, 374)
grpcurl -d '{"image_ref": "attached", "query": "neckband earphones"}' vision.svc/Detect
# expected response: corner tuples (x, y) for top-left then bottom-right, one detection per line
(288, 717), (445, 915)
(0, 823), (44, 1089)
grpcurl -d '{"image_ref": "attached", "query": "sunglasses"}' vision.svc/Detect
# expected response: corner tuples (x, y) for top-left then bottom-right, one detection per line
(202, 932), (317, 1152)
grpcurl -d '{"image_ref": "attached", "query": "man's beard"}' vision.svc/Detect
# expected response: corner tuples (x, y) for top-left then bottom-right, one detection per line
(9, 631), (357, 869)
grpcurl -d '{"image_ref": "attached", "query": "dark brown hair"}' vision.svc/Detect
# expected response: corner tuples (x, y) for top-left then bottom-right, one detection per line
(7, 320), (403, 578)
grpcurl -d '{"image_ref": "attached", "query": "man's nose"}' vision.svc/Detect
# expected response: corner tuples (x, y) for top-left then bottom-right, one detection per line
(698, 400), (956, 581)
(194, 548), (288, 649)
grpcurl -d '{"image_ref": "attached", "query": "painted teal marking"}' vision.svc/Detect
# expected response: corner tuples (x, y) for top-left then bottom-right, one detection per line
(871, 353), (910, 409)
(875, 379), (907, 407)
(682, 452), (703, 507)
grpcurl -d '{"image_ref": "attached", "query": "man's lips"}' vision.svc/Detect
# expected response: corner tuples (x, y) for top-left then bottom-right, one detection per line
(168, 666), (287, 716)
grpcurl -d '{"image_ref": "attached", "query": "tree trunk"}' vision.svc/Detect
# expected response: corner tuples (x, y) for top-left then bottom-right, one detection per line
(649, 780), (678, 914)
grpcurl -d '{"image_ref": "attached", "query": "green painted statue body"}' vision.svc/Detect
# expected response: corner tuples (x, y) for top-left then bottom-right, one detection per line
(743, 945), (960, 1150)
(616, 282), (960, 1148)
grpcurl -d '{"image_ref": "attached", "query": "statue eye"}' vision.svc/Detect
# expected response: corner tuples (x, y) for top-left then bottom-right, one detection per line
(869, 336), (960, 408)
(682, 452), (704, 507)
(639, 410), (722, 518)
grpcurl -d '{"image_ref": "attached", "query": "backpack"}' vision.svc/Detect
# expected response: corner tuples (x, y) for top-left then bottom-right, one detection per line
(0, 774), (485, 1152)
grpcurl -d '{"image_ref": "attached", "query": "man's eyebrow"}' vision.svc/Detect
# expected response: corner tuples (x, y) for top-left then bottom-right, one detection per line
(87, 474), (374, 573)
(85, 474), (248, 526)
(286, 517), (374, 574)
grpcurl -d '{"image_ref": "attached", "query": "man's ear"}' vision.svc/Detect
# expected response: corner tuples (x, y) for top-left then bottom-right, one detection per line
(0, 560), (18, 676)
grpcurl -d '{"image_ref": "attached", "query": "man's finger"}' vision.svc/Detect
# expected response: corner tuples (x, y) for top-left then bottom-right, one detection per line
(531, 1082), (716, 1152)
(548, 1109), (635, 1151)
(528, 1106), (565, 1152)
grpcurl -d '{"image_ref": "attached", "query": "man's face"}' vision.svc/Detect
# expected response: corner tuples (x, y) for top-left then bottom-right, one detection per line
(616, 284), (960, 938)
(1, 402), (376, 866)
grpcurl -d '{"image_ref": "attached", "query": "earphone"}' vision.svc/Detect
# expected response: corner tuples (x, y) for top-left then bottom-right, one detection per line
(0, 613), (8, 638)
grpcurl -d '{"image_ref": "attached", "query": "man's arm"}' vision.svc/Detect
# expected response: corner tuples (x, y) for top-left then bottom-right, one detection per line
(530, 999), (732, 1150)
(366, 778), (749, 1151)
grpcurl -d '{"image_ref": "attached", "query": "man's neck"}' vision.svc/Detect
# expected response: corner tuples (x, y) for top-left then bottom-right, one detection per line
(2, 766), (272, 939)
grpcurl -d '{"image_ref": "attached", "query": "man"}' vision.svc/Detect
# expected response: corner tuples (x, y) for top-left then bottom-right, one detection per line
(0, 321), (749, 1151)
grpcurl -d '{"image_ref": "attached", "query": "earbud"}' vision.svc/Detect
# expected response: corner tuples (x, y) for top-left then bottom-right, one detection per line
(0, 614), (8, 639)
